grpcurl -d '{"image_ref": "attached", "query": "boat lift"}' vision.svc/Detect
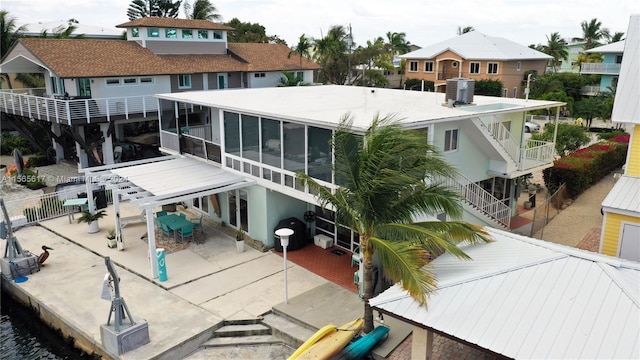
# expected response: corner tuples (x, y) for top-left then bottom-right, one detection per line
(0, 198), (39, 281)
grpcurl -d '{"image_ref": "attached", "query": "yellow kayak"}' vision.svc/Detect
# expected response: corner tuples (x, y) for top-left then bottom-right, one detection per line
(297, 319), (364, 360)
(288, 324), (337, 360)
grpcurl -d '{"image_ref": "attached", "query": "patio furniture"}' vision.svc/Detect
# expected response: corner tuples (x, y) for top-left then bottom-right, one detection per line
(178, 213), (186, 219)
(157, 214), (192, 242)
(159, 222), (174, 241)
(351, 245), (362, 267)
(62, 198), (88, 224)
(178, 223), (194, 243)
(156, 210), (167, 218)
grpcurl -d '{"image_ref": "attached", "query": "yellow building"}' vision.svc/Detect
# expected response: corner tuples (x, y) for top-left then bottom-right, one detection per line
(600, 15), (640, 262)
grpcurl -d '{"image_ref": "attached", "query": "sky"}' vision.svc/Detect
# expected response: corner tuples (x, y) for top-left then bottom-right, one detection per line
(2, 0), (639, 49)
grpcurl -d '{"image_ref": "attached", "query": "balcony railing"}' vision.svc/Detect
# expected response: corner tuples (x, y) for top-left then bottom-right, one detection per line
(0, 90), (160, 125)
(436, 72), (460, 80)
(580, 63), (621, 75)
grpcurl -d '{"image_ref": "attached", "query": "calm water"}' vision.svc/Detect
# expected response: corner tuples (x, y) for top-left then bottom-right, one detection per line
(1, 290), (95, 360)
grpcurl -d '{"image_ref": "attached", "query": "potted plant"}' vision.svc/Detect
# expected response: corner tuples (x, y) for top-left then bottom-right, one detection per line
(235, 227), (245, 253)
(106, 227), (117, 248)
(77, 209), (107, 234)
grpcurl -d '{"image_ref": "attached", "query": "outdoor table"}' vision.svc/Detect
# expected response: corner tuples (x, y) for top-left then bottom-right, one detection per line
(63, 198), (88, 224)
(157, 214), (191, 242)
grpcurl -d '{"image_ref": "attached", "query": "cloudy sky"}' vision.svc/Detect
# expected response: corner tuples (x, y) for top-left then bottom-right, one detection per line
(2, 0), (639, 48)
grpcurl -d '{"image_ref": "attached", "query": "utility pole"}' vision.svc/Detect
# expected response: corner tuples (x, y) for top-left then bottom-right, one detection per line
(347, 23), (352, 85)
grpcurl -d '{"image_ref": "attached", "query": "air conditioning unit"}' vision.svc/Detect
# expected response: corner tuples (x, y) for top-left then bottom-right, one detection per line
(446, 78), (475, 105)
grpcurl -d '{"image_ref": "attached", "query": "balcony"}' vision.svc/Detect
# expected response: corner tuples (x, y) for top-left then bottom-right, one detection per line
(0, 89), (160, 125)
(436, 72), (460, 81)
(580, 63), (621, 75)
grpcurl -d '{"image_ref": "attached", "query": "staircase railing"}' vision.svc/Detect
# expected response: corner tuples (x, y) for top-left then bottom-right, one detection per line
(437, 174), (511, 228)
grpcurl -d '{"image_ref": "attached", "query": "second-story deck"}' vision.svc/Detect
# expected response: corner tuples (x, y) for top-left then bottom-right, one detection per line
(0, 89), (163, 125)
(580, 62), (621, 75)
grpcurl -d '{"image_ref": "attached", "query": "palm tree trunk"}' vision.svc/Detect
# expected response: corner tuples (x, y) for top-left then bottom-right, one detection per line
(363, 250), (375, 333)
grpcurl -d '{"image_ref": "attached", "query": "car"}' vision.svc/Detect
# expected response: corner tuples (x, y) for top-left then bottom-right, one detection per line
(525, 121), (540, 133)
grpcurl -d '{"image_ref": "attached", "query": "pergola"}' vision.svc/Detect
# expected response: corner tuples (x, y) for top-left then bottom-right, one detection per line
(81, 155), (254, 278)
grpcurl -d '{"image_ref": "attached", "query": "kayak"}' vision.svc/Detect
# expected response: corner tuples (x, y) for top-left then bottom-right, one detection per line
(288, 324), (337, 360)
(297, 319), (364, 359)
(332, 325), (390, 360)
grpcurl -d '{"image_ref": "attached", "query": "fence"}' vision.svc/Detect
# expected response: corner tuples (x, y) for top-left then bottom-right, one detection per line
(528, 183), (567, 238)
(1, 189), (113, 226)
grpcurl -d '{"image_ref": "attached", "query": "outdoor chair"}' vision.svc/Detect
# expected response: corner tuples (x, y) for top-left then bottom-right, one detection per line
(178, 213), (186, 219)
(159, 222), (173, 240)
(178, 223), (194, 243)
(191, 215), (205, 242)
(156, 210), (167, 218)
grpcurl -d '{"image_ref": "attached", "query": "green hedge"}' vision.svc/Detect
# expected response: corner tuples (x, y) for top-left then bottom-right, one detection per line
(543, 139), (628, 198)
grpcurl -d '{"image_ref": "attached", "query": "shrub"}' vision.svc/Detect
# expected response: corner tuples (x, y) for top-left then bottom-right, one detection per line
(27, 154), (51, 167)
(597, 130), (629, 141)
(404, 78), (434, 91)
(474, 79), (503, 97)
(543, 140), (628, 198)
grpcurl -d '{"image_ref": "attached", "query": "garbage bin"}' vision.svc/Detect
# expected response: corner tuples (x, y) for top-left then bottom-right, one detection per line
(95, 189), (107, 210)
(528, 191), (536, 208)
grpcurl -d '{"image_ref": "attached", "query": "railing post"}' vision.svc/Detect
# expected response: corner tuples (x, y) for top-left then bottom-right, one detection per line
(85, 99), (91, 123)
(65, 101), (72, 126)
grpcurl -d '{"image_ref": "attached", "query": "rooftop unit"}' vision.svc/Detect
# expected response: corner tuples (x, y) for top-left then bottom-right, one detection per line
(446, 78), (475, 105)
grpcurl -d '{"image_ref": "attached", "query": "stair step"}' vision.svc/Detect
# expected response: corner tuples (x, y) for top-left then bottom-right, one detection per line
(202, 335), (283, 348)
(213, 323), (271, 338)
(262, 312), (317, 348)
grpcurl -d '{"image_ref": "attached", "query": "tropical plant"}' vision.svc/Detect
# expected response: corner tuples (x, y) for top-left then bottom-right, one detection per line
(224, 18), (271, 43)
(298, 114), (490, 333)
(0, 10), (27, 89)
(235, 227), (245, 242)
(385, 31), (411, 88)
(457, 26), (474, 35)
(288, 34), (313, 70)
(77, 209), (107, 224)
(607, 32), (625, 43)
(531, 123), (591, 157)
(572, 18), (609, 50)
(313, 25), (350, 85)
(278, 71), (304, 87)
(107, 227), (117, 240)
(183, 0), (220, 21)
(540, 32), (568, 72)
(474, 79), (503, 97)
(127, 0), (182, 20)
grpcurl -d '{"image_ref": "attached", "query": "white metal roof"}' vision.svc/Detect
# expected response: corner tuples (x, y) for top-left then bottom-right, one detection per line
(97, 156), (254, 209)
(370, 227), (640, 359)
(399, 31), (551, 61)
(156, 85), (563, 132)
(612, 15), (639, 124)
(601, 175), (640, 216)
(586, 40), (626, 53)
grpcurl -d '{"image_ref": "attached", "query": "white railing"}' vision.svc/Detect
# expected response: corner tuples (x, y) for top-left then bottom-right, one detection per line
(437, 174), (511, 228)
(0, 90), (160, 125)
(1, 189), (113, 226)
(581, 85), (603, 96)
(476, 116), (555, 171)
(580, 63), (621, 75)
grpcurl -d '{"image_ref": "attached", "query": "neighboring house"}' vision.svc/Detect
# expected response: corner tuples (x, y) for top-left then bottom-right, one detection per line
(0, 17), (320, 168)
(20, 20), (124, 38)
(556, 41), (584, 73)
(84, 84), (563, 282)
(600, 15), (640, 262)
(370, 227), (640, 359)
(581, 40), (624, 95)
(400, 31), (550, 98)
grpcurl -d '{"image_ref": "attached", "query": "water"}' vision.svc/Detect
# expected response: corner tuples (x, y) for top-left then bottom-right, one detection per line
(1, 290), (95, 360)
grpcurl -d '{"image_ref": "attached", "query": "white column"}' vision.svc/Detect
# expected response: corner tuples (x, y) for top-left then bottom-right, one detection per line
(411, 327), (434, 360)
(146, 208), (158, 278)
(100, 123), (114, 165)
(51, 123), (65, 163)
(76, 126), (89, 169)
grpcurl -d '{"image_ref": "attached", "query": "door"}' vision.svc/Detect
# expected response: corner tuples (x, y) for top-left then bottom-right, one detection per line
(228, 189), (248, 230)
(77, 78), (92, 97)
(217, 74), (227, 89)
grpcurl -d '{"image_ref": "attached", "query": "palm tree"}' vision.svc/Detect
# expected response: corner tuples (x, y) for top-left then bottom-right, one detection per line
(127, 0), (182, 20)
(183, 0), (221, 21)
(298, 115), (490, 333)
(313, 25), (350, 84)
(541, 32), (568, 72)
(457, 26), (474, 35)
(572, 18), (609, 50)
(607, 32), (625, 43)
(385, 31), (411, 88)
(288, 34), (312, 70)
(0, 10), (27, 89)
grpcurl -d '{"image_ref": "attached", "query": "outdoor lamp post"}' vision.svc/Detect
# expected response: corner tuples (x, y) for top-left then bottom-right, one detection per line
(275, 228), (294, 304)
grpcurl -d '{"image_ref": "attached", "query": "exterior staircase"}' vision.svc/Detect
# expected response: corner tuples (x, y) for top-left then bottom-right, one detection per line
(444, 174), (512, 229)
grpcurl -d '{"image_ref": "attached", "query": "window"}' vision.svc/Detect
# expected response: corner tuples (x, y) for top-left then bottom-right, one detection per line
(165, 28), (177, 38)
(254, 73), (266, 78)
(140, 77), (153, 84)
(488, 62), (499, 74)
(213, 30), (223, 39)
(409, 61), (418, 72)
(147, 28), (160, 37)
(469, 62), (480, 74)
(261, 118), (281, 168)
(451, 61), (458, 68)
(178, 74), (191, 89)
(106, 78), (120, 85)
(182, 29), (193, 39)
(444, 129), (458, 152)
(123, 78), (137, 85)
(193, 196), (209, 213)
(241, 115), (259, 162)
(503, 88), (508, 97)
(616, 55), (623, 64)
(516, 61), (522, 71)
(224, 112), (240, 156)
(295, 71), (304, 81)
(198, 30), (208, 39)
(513, 87), (518, 98)
(423, 61), (434, 72)
(131, 27), (139, 37)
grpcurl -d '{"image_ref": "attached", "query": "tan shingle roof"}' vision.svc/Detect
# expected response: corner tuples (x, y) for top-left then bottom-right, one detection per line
(116, 17), (233, 31)
(18, 38), (319, 78)
(228, 43), (321, 71)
